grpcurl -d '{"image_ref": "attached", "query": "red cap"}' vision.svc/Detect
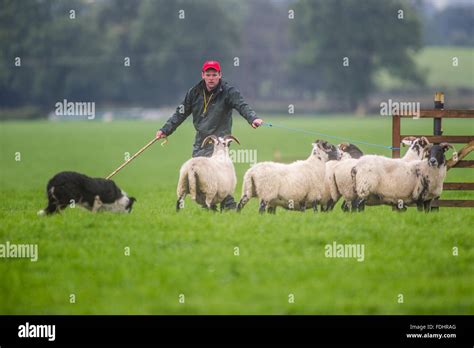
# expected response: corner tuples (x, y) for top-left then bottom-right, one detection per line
(202, 60), (221, 72)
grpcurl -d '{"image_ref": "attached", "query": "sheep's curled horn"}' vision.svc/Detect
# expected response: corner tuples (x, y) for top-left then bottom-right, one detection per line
(420, 136), (430, 146)
(223, 135), (241, 145)
(201, 135), (219, 148)
(440, 142), (455, 152)
(424, 142), (455, 153)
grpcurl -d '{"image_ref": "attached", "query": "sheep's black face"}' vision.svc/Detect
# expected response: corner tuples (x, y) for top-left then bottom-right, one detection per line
(323, 142), (340, 160)
(427, 145), (446, 168)
(326, 144), (340, 160)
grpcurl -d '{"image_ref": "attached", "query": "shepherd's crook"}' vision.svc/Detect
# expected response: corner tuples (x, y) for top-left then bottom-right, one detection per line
(106, 137), (163, 179)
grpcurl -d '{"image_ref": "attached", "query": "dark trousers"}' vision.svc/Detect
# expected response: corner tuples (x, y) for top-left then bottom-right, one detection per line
(192, 142), (237, 210)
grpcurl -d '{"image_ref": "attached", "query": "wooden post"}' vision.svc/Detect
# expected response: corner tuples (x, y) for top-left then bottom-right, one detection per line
(392, 115), (401, 158)
(433, 92), (444, 141)
(432, 92), (444, 211)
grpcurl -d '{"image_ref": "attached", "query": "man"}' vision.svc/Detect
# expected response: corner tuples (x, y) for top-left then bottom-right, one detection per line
(156, 60), (263, 209)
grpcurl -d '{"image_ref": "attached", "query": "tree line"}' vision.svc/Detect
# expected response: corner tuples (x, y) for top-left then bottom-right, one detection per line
(0, 0), (470, 116)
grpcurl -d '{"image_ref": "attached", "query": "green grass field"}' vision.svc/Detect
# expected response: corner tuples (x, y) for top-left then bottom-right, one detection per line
(376, 46), (474, 90)
(1, 116), (473, 314)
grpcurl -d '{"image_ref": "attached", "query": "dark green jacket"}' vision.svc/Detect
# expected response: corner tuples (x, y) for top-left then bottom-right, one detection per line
(160, 79), (257, 156)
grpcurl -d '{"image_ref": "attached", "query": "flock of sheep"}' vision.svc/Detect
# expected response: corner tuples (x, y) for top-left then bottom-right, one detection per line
(176, 134), (453, 213)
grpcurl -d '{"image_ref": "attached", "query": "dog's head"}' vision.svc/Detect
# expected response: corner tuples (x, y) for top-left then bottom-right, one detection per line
(99, 190), (136, 213)
(125, 196), (137, 213)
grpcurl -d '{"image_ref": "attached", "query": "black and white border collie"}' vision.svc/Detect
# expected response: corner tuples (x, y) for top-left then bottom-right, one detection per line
(38, 171), (136, 215)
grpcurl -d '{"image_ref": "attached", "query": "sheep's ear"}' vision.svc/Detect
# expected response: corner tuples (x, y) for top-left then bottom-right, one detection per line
(401, 137), (415, 147)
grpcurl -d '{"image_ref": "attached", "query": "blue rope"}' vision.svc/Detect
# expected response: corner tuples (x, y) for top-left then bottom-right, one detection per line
(262, 122), (400, 150)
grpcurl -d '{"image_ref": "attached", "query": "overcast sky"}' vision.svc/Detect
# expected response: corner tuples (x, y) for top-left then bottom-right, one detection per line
(430, 0), (473, 9)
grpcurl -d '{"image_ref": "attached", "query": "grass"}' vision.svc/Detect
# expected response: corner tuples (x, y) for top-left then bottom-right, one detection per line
(0, 116), (473, 314)
(376, 46), (474, 90)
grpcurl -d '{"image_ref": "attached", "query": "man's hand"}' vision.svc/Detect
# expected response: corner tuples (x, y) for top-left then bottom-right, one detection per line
(251, 118), (263, 129)
(156, 130), (166, 139)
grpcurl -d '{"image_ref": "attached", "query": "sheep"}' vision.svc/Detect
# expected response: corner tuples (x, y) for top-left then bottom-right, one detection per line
(414, 143), (454, 212)
(319, 143), (364, 212)
(176, 135), (240, 212)
(237, 140), (340, 214)
(352, 142), (453, 212)
(329, 137), (430, 212)
(275, 142), (359, 213)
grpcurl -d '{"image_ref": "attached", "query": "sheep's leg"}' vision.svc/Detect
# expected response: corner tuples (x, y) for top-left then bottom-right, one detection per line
(358, 199), (366, 212)
(267, 206), (276, 214)
(259, 200), (267, 214)
(394, 204), (407, 213)
(341, 200), (350, 213)
(176, 194), (186, 212)
(350, 199), (358, 212)
(423, 200), (432, 213)
(320, 200), (333, 213)
(237, 195), (249, 213)
(204, 196), (216, 211)
(299, 201), (306, 212)
(312, 201), (318, 213)
(430, 197), (439, 212)
(416, 199), (424, 212)
(353, 198), (365, 212)
(394, 199), (407, 212)
(326, 199), (335, 211)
